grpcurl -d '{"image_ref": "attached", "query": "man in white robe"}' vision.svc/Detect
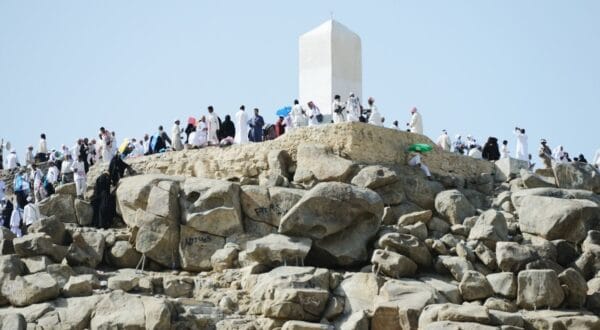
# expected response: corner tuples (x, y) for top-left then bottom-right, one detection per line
(46, 161), (60, 184)
(235, 105), (249, 144)
(407, 107), (423, 134)
(552, 145), (566, 163)
(408, 151), (431, 179)
(332, 95), (345, 123)
(367, 97), (382, 126)
(307, 101), (321, 127)
(206, 106), (220, 145)
(500, 140), (510, 159)
(171, 119), (184, 151)
(345, 93), (361, 122)
(7, 149), (18, 170)
(514, 127), (528, 161)
(436, 130), (451, 151)
(594, 148), (600, 169)
(290, 100), (305, 130)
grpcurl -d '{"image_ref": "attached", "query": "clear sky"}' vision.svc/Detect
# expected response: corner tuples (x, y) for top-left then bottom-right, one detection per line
(1, 1), (599, 162)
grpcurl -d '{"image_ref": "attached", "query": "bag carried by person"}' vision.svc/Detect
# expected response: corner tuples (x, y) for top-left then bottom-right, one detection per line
(316, 114), (324, 123)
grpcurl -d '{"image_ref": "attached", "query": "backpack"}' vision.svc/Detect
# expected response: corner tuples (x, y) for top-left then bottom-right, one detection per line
(316, 114), (324, 123)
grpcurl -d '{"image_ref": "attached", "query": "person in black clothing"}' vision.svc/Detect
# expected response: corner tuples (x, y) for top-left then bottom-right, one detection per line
(157, 126), (171, 150)
(79, 138), (90, 173)
(1, 198), (13, 228)
(108, 153), (135, 186)
(91, 171), (115, 229)
(185, 122), (195, 144)
(219, 115), (236, 140)
(482, 137), (501, 161)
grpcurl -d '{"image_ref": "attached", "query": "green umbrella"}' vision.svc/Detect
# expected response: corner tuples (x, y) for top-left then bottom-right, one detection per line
(408, 143), (433, 153)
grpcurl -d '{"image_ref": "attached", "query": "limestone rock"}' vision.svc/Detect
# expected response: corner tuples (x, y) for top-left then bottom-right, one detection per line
(210, 244), (239, 271)
(520, 169), (556, 189)
(13, 233), (67, 263)
(0, 313), (26, 330)
(136, 213), (180, 268)
(352, 164), (399, 188)
(378, 233), (432, 268)
(511, 187), (600, 209)
(494, 157), (529, 182)
(397, 210), (432, 227)
(62, 275), (93, 297)
(55, 182), (76, 196)
(163, 277), (193, 298)
(496, 242), (537, 272)
(269, 187), (306, 225)
(554, 162), (600, 193)
(486, 272), (516, 299)
(179, 224), (224, 271)
(243, 233), (312, 266)
(90, 291), (169, 329)
(279, 182), (383, 266)
(1, 273), (60, 307)
(180, 177), (243, 237)
(517, 269), (564, 309)
(458, 270), (493, 301)
(468, 210), (508, 249)
(517, 195), (599, 243)
(434, 190), (476, 225)
(240, 185), (272, 224)
(27, 216), (65, 245)
(46, 264), (75, 287)
(74, 199), (94, 226)
(293, 143), (356, 184)
(38, 193), (77, 223)
(437, 256), (474, 282)
(107, 273), (140, 292)
(418, 303), (491, 329)
(282, 320), (331, 330)
(334, 272), (382, 315)
(402, 175), (444, 210)
(371, 249), (418, 278)
(558, 268), (588, 308)
(21, 256), (52, 274)
(106, 240), (142, 268)
(66, 231), (105, 268)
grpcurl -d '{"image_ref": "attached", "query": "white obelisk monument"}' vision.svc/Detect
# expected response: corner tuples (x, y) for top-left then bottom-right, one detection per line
(299, 20), (362, 116)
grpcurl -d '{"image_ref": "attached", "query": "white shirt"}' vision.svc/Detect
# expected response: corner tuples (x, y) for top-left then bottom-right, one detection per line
(61, 159), (74, 174)
(47, 166), (60, 184)
(308, 106), (321, 126)
(346, 96), (361, 122)
(332, 100), (345, 123)
(291, 104), (305, 128)
(38, 139), (47, 154)
(7, 153), (18, 170)
(436, 133), (451, 151)
(234, 110), (249, 144)
(514, 129), (528, 161)
(71, 160), (86, 180)
(23, 203), (41, 226)
(409, 112), (423, 134)
(368, 105), (382, 126)
(500, 145), (510, 159)
(10, 208), (22, 229)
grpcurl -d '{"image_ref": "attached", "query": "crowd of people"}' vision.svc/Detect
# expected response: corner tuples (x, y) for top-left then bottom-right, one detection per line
(1, 95), (599, 237)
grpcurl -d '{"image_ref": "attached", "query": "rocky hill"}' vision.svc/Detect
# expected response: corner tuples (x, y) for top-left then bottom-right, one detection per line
(1, 122), (600, 329)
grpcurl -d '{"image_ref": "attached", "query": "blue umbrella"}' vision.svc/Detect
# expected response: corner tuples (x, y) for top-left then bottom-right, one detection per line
(276, 106), (292, 117)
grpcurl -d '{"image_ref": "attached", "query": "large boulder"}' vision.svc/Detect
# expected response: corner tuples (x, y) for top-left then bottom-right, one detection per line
(554, 162), (600, 193)
(402, 175), (444, 210)
(378, 233), (432, 268)
(243, 234), (312, 266)
(66, 231), (105, 268)
(558, 268), (588, 308)
(90, 291), (171, 329)
(516, 195), (600, 243)
(136, 213), (180, 268)
(517, 269), (564, 309)
(468, 210), (508, 248)
(1, 273), (60, 307)
(351, 165), (398, 189)
(520, 169), (556, 189)
(13, 233), (67, 262)
(511, 187), (600, 209)
(26, 216), (65, 245)
(180, 177), (243, 237)
(240, 186), (306, 227)
(115, 174), (182, 227)
(371, 249), (417, 278)
(38, 194), (77, 223)
(74, 199), (94, 226)
(496, 242), (538, 273)
(434, 190), (476, 225)
(179, 224), (224, 271)
(106, 240), (142, 268)
(279, 182), (383, 266)
(293, 144), (356, 185)
(458, 271), (493, 301)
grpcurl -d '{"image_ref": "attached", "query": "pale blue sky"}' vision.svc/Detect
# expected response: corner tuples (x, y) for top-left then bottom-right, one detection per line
(1, 1), (599, 161)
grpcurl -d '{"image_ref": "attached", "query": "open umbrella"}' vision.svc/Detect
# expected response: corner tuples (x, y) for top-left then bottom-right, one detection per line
(276, 106), (292, 117)
(408, 143), (433, 153)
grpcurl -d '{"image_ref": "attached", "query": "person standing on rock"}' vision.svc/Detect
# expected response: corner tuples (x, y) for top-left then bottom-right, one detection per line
(408, 150), (432, 180)
(61, 154), (74, 184)
(248, 108), (265, 142)
(23, 196), (41, 233)
(538, 139), (553, 169)
(91, 170), (115, 229)
(482, 137), (500, 161)
(290, 99), (306, 131)
(219, 115), (236, 141)
(332, 95), (346, 123)
(307, 101), (321, 127)
(30, 163), (45, 203)
(108, 153), (135, 186)
(235, 105), (249, 144)
(99, 127), (113, 163)
(345, 93), (361, 122)
(500, 140), (510, 159)
(407, 107), (423, 134)
(25, 145), (34, 166)
(206, 106), (220, 145)
(514, 127), (528, 161)
(9, 195), (23, 237)
(46, 161), (59, 185)
(36, 133), (48, 162)
(367, 97), (382, 126)
(7, 149), (19, 170)
(594, 148), (600, 169)
(436, 130), (451, 151)
(391, 120), (400, 130)
(71, 154), (87, 199)
(171, 119), (184, 151)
